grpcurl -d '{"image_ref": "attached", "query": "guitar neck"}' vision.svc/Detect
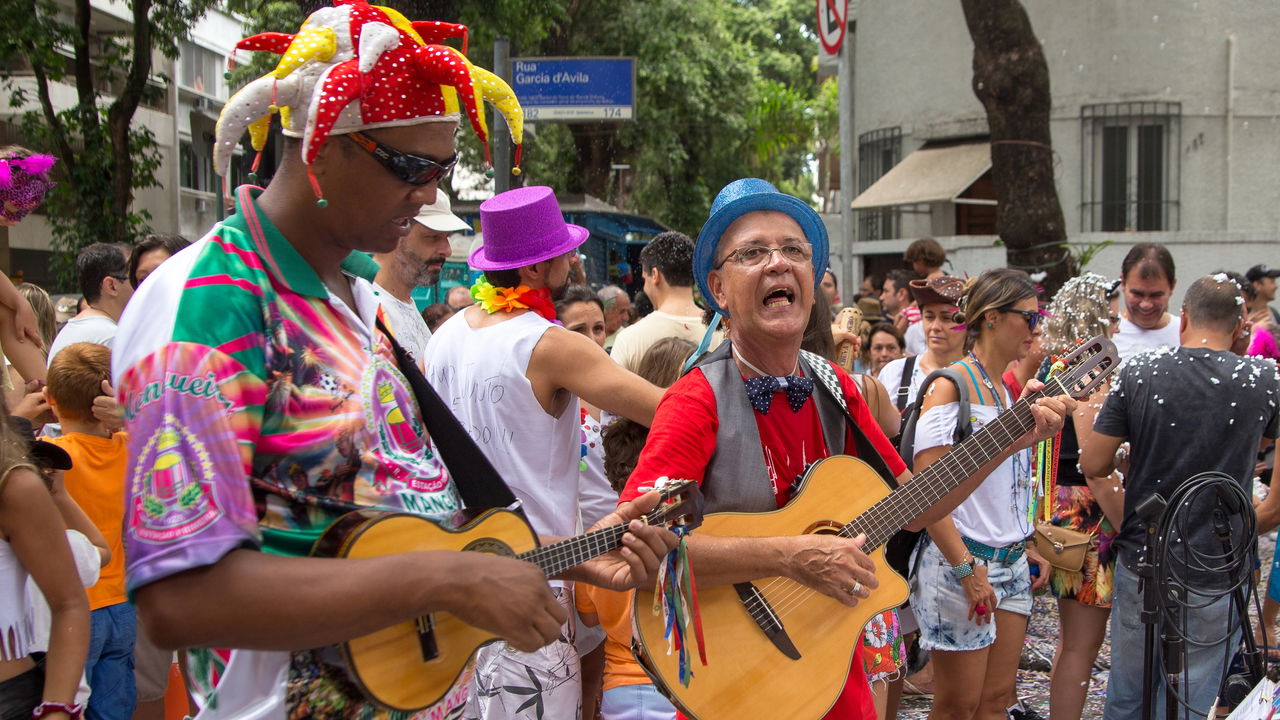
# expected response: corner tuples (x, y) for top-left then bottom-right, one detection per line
(851, 378), (1066, 550)
(517, 521), (633, 578)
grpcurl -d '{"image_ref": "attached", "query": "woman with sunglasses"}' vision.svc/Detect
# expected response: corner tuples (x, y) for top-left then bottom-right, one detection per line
(908, 268), (1050, 720)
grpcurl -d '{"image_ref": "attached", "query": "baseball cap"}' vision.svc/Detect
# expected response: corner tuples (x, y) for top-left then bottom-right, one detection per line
(1246, 264), (1280, 283)
(413, 191), (471, 234)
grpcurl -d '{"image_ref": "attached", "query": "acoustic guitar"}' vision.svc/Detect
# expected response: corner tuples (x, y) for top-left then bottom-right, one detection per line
(633, 336), (1118, 720)
(313, 480), (703, 713)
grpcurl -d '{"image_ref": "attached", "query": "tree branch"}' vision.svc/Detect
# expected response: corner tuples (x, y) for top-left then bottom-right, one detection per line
(28, 62), (76, 166)
(105, 0), (156, 240)
(72, 0), (97, 129)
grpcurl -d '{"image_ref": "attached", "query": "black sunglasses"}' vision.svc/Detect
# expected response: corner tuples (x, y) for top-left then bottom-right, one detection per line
(346, 131), (457, 186)
(1000, 307), (1042, 331)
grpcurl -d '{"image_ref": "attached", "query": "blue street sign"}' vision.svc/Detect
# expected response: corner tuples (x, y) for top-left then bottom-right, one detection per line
(511, 57), (636, 122)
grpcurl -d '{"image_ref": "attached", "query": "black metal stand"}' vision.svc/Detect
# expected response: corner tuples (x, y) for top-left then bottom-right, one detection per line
(1137, 494), (1167, 720)
(1139, 477), (1260, 720)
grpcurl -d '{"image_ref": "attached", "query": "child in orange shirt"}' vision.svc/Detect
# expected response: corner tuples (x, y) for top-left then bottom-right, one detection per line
(44, 342), (135, 720)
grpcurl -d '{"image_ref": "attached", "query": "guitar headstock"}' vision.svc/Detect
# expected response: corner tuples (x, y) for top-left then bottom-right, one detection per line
(1045, 335), (1120, 399)
(643, 479), (705, 532)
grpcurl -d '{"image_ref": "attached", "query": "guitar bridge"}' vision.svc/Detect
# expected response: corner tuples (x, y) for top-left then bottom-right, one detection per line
(414, 614), (439, 662)
(734, 582), (801, 660)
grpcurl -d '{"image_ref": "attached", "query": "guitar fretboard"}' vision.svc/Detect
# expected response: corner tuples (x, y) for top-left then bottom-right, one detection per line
(516, 494), (684, 577)
(519, 521), (637, 577)
(847, 375), (1070, 550)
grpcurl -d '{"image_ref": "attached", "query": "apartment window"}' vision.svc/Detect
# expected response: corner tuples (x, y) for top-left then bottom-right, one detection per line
(179, 41), (223, 98)
(1081, 102), (1180, 232)
(857, 127), (901, 241)
(179, 140), (217, 193)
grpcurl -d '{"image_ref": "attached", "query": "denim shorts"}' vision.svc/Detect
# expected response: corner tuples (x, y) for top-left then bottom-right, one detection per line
(600, 683), (676, 720)
(909, 538), (1033, 652)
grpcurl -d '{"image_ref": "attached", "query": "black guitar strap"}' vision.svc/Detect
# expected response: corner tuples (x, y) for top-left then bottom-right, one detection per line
(375, 317), (519, 511)
(800, 350), (898, 488)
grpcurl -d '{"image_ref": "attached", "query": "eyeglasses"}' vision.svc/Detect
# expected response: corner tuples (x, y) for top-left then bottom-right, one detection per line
(1000, 307), (1042, 331)
(714, 243), (813, 269)
(346, 132), (457, 186)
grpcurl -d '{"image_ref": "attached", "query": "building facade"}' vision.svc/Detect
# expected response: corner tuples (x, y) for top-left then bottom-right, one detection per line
(2, 0), (245, 289)
(842, 0), (1280, 297)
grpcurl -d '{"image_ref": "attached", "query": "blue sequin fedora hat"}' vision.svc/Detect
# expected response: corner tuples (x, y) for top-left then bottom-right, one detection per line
(693, 178), (829, 316)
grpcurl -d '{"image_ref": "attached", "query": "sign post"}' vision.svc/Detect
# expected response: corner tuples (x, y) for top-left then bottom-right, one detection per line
(511, 57), (636, 123)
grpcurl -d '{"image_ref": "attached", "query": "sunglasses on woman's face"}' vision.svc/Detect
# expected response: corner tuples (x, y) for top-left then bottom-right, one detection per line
(346, 131), (457, 186)
(1000, 307), (1042, 331)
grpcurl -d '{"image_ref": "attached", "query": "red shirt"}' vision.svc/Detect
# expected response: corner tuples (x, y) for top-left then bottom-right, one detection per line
(620, 359), (907, 720)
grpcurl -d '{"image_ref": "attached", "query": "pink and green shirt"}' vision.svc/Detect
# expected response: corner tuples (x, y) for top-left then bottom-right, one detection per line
(113, 186), (468, 717)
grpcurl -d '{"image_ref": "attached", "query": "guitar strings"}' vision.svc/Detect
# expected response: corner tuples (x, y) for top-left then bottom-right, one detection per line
(745, 399), (1040, 619)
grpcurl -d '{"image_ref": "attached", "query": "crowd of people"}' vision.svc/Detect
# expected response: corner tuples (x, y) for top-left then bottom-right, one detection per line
(2, 3), (1279, 720)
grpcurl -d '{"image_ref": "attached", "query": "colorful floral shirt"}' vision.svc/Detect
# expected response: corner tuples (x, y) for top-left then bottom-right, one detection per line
(113, 186), (465, 719)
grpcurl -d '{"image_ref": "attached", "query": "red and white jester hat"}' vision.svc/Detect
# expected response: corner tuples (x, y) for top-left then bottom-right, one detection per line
(215, 0), (523, 202)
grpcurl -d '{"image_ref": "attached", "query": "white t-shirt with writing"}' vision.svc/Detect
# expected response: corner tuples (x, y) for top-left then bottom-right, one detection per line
(372, 283), (431, 372)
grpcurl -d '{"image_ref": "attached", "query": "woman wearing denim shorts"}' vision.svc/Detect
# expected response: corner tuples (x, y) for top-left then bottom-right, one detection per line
(908, 269), (1054, 720)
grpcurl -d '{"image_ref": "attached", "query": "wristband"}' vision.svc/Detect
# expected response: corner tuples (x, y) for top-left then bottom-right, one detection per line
(32, 702), (84, 719)
(951, 560), (975, 581)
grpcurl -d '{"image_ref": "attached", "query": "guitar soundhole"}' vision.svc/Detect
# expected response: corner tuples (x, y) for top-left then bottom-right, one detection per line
(462, 538), (516, 556)
(806, 521), (844, 535)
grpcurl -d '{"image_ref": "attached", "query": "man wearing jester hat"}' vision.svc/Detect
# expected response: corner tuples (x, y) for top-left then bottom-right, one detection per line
(111, 3), (675, 719)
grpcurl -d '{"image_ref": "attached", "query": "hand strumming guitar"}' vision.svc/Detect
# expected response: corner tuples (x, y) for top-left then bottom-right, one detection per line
(781, 532), (879, 607)
(554, 490), (679, 591)
(438, 553), (567, 653)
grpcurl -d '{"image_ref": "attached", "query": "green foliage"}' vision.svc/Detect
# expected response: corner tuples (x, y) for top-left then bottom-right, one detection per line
(205, 0), (826, 236)
(1067, 238), (1112, 271)
(813, 76), (840, 155)
(491, 0), (823, 234)
(1, 0), (217, 289)
(225, 1), (307, 90)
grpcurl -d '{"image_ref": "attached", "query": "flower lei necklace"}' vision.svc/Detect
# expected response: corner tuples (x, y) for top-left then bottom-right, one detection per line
(470, 274), (558, 322)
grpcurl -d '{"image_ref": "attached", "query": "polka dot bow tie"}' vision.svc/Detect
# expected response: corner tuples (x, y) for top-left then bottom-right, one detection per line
(744, 375), (815, 415)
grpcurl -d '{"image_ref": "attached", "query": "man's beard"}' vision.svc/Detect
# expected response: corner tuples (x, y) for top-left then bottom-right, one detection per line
(404, 250), (447, 288)
(549, 276), (569, 301)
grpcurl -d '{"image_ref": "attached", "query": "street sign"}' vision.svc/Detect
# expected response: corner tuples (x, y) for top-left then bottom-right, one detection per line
(817, 0), (848, 56)
(511, 57), (636, 122)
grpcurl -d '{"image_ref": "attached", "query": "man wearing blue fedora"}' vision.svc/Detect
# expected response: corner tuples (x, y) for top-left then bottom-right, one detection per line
(423, 185), (667, 719)
(618, 178), (1073, 718)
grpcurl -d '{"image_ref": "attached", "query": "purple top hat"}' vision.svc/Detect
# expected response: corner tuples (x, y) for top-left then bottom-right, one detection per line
(469, 186), (589, 271)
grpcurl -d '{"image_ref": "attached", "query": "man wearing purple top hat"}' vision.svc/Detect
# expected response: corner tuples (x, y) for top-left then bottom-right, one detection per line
(617, 178), (1072, 719)
(423, 185), (666, 718)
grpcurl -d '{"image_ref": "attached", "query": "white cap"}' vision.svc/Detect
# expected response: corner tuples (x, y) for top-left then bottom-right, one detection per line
(413, 191), (471, 233)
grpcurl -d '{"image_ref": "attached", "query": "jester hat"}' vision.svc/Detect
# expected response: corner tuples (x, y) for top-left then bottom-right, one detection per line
(215, 0), (523, 194)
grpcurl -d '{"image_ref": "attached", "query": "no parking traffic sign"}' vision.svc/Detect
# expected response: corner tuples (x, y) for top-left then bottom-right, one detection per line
(817, 0), (848, 55)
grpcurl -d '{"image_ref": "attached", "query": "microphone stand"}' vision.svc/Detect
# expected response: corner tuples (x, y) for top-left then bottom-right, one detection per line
(1136, 494), (1167, 720)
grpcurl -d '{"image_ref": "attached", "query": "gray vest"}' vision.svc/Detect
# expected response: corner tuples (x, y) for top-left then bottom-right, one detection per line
(698, 342), (850, 514)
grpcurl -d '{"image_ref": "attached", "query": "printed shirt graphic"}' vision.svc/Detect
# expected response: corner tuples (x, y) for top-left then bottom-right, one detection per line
(113, 187), (464, 719)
